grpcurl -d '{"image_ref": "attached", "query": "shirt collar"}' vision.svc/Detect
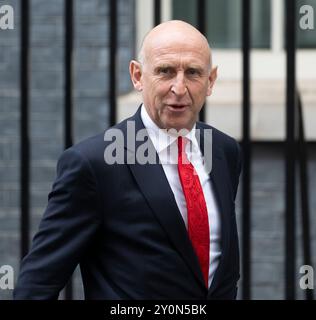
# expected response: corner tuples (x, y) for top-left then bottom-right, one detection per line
(140, 104), (199, 154)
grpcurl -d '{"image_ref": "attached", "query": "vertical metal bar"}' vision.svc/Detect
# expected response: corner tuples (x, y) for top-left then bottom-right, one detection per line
(20, 0), (30, 260)
(109, 0), (117, 126)
(64, 0), (74, 300)
(241, 0), (251, 300)
(297, 94), (313, 300)
(285, 0), (296, 300)
(197, 0), (206, 36)
(197, 0), (206, 123)
(154, 0), (161, 26)
(65, 0), (74, 149)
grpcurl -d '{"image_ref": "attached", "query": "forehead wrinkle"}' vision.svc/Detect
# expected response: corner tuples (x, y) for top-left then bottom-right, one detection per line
(150, 49), (210, 72)
(139, 34), (212, 68)
(154, 59), (206, 70)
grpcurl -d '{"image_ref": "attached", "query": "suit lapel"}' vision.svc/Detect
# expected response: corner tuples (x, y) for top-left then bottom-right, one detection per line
(196, 124), (232, 295)
(125, 108), (205, 287)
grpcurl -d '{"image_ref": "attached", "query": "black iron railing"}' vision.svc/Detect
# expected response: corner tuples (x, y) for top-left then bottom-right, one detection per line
(64, 0), (74, 300)
(241, 0), (252, 301)
(20, 0), (30, 260)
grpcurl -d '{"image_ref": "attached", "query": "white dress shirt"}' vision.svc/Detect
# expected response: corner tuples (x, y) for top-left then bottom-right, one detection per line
(141, 105), (222, 288)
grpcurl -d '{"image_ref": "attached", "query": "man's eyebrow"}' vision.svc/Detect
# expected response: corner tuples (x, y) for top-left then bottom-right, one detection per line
(154, 64), (204, 70)
(154, 64), (175, 69)
(185, 64), (204, 70)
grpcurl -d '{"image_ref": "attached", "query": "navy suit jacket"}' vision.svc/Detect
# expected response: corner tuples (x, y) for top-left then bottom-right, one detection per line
(14, 107), (242, 300)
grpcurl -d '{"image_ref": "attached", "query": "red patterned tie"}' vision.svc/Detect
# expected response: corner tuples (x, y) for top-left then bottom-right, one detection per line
(177, 136), (210, 287)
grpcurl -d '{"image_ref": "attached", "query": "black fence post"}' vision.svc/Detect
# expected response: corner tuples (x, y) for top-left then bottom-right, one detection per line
(242, 0), (251, 300)
(64, 0), (74, 150)
(109, 0), (118, 126)
(197, 0), (206, 123)
(285, 0), (297, 300)
(20, 0), (30, 260)
(64, 0), (74, 300)
(154, 0), (161, 26)
(241, 0), (251, 300)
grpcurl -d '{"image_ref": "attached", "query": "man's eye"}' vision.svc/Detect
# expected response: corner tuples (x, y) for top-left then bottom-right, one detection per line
(158, 67), (173, 74)
(187, 69), (199, 76)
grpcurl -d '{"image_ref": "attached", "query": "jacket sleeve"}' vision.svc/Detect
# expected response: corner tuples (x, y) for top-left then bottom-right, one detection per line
(13, 147), (102, 299)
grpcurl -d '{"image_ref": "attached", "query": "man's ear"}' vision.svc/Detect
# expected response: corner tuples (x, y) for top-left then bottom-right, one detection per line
(129, 60), (143, 91)
(206, 66), (218, 96)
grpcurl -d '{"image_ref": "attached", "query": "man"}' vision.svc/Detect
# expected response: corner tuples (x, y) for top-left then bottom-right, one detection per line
(14, 20), (241, 300)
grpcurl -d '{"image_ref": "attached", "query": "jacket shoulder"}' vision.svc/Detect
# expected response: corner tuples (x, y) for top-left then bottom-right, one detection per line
(197, 121), (239, 150)
(64, 115), (134, 160)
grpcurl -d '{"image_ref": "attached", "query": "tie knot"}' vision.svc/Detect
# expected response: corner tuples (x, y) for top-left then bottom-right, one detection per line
(177, 136), (189, 154)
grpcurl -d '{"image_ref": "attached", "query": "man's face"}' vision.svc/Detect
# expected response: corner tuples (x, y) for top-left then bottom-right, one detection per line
(130, 32), (217, 131)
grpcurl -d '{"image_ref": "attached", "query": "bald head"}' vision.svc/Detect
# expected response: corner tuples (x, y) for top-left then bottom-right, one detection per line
(138, 20), (212, 70)
(129, 20), (217, 131)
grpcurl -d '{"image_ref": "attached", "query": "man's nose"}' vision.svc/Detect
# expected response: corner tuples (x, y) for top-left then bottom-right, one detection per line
(171, 72), (187, 96)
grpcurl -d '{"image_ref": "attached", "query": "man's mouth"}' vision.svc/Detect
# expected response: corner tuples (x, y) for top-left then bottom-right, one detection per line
(166, 104), (189, 112)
